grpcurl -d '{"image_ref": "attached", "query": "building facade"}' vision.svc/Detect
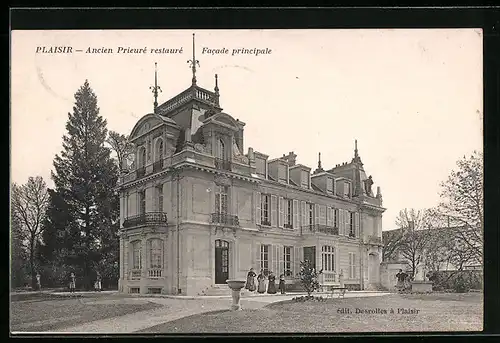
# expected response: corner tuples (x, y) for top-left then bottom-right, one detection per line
(117, 68), (386, 295)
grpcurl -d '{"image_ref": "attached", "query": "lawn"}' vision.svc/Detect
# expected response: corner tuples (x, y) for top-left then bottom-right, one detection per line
(140, 293), (483, 333)
(11, 294), (162, 332)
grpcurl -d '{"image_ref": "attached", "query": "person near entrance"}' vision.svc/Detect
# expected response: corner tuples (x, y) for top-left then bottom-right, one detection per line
(245, 268), (257, 292)
(267, 271), (277, 294)
(69, 272), (76, 293)
(278, 274), (286, 294)
(257, 270), (266, 294)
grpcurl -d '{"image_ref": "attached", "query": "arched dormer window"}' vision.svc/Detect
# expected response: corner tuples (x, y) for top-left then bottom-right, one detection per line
(155, 139), (164, 162)
(217, 138), (225, 160)
(137, 146), (146, 168)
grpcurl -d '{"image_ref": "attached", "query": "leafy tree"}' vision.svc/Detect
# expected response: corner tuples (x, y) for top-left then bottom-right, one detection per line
(106, 130), (135, 172)
(297, 260), (322, 296)
(43, 80), (119, 290)
(10, 211), (29, 288)
(436, 151), (483, 266)
(11, 176), (49, 288)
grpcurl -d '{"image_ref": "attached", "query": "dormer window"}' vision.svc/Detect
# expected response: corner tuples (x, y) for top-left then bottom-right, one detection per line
(217, 138), (225, 160)
(139, 147), (146, 168)
(344, 181), (351, 197)
(301, 170), (309, 188)
(256, 157), (266, 178)
(327, 177), (334, 194)
(278, 164), (287, 182)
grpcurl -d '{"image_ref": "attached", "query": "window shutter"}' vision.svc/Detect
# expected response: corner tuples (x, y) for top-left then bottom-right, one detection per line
(301, 201), (306, 227)
(320, 205), (326, 225)
(314, 204), (319, 225)
(338, 210), (343, 235)
(271, 195), (277, 227)
(293, 246), (300, 278)
(256, 192), (262, 226)
(355, 212), (360, 238)
(256, 244), (262, 272)
(272, 244), (278, 274)
(278, 197), (284, 228)
(279, 245), (284, 276)
(347, 211), (352, 235)
(293, 200), (299, 229)
(349, 252), (352, 279)
(326, 207), (332, 227)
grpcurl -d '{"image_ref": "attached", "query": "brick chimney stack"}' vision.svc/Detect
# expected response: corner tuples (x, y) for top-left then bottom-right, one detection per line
(283, 151), (297, 167)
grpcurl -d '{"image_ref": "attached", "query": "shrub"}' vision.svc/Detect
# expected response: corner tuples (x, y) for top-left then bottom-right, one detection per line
(292, 295), (326, 302)
(297, 260), (323, 296)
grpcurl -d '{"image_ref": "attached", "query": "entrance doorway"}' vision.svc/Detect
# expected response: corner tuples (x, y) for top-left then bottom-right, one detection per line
(215, 239), (229, 284)
(303, 246), (316, 269)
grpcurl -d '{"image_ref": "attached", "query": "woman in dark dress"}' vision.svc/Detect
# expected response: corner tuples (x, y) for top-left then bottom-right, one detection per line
(278, 274), (286, 294)
(245, 268), (257, 292)
(257, 270), (266, 294)
(267, 271), (277, 294)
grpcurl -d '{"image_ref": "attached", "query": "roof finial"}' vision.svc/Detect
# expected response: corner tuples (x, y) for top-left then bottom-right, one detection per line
(149, 62), (162, 113)
(214, 74), (220, 106)
(187, 33), (199, 85)
(318, 152), (322, 169)
(354, 139), (359, 159)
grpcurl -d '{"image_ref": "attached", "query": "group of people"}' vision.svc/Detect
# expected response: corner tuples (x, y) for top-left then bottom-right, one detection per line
(245, 268), (287, 295)
(68, 272), (102, 293)
(395, 269), (412, 292)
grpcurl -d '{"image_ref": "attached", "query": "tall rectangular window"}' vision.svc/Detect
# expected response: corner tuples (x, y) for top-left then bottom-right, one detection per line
(284, 246), (293, 277)
(260, 244), (270, 274)
(156, 185), (163, 212)
(350, 212), (355, 237)
(132, 241), (142, 269)
(256, 158), (266, 178)
(321, 245), (335, 272)
(149, 239), (163, 269)
(334, 209), (339, 228)
(308, 203), (314, 226)
(139, 191), (146, 215)
(285, 199), (293, 228)
(261, 194), (271, 225)
(344, 182), (351, 197)
(215, 185), (228, 214)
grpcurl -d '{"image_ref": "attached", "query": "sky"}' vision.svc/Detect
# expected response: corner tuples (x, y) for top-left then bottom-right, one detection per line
(11, 29), (483, 230)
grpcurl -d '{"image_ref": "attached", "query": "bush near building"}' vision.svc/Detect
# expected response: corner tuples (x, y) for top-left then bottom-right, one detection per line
(428, 270), (482, 293)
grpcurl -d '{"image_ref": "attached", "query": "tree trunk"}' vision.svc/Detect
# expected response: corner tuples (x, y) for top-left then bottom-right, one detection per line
(29, 236), (36, 289)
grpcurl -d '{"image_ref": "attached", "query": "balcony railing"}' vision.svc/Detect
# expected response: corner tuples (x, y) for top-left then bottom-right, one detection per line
(129, 269), (141, 280)
(148, 269), (163, 278)
(349, 232), (356, 238)
(304, 224), (339, 236)
(210, 212), (240, 226)
(123, 212), (168, 228)
(153, 160), (163, 173)
(284, 223), (294, 229)
(214, 158), (232, 171)
(136, 167), (145, 178)
(261, 219), (272, 227)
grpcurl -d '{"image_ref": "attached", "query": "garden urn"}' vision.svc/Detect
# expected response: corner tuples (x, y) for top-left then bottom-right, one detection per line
(226, 279), (246, 310)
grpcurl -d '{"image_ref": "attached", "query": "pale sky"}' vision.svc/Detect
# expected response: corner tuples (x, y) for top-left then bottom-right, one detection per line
(11, 29), (483, 230)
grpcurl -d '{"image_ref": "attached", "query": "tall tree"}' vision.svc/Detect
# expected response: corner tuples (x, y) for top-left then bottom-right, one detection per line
(45, 80), (119, 290)
(11, 176), (49, 288)
(436, 151), (483, 266)
(106, 130), (135, 172)
(393, 208), (433, 278)
(10, 209), (28, 288)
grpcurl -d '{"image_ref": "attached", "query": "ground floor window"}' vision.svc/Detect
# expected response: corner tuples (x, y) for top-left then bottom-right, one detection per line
(321, 245), (335, 272)
(259, 244), (270, 274)
(283, 246), (293, 277)
(349, 252), (357, 279)
(131, 240), (142, 270)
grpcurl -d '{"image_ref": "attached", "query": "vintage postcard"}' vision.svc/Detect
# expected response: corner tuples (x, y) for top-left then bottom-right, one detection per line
(10, 28), (483, 334)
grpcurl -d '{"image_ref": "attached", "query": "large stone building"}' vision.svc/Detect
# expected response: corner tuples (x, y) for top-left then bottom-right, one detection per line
(117, 48), (386, 295)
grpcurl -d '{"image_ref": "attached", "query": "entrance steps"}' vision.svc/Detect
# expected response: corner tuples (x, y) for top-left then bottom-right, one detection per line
(199, 284), (232, 296)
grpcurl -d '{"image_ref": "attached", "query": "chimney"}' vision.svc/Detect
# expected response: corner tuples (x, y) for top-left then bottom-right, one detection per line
(283, 151), (297, 167)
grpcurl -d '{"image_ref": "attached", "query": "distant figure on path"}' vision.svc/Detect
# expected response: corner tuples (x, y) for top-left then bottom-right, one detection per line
(267, 271), (277, 294)
(95, 272), (102, 292)
(339, 269), (345, 288)
(36, 273), (41, 291)
(257, 270), (266, 294)
(278, 274), (286, 294)
(395, 269), (407, 293)
(245, 268), (257, 292)
(69, 272), (76, 293)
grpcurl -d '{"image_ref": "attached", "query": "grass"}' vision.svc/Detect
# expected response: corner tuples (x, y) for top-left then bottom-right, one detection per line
(11, 294), (162, 332)
(140, 293), (483, 333)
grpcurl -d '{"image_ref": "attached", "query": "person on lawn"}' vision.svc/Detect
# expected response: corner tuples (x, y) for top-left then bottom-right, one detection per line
(395, 269), (407, 293)
(245, 268), (257, 292)
(95, 272), (102, 292)
(257, 270), (266, 294)
(267, 271), (277, 294)
(69, 272), (76, 293)
(278, 274), (286, 294)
